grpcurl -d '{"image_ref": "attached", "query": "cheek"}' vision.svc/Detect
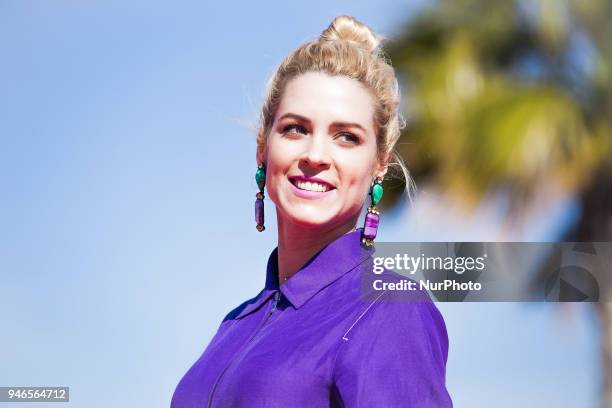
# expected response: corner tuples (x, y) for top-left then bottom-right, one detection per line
(263, 136), (293, 200)
(265, 136), (283, 170)
(337, 155), (375, 203)
(265, 134), (297, 167)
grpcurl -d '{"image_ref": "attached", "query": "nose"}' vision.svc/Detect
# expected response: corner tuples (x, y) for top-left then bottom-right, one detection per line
(301, 133), (331, 170)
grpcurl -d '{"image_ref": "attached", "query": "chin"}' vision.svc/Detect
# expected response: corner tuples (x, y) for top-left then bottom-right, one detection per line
(288, 212), (335, 229)
(282, 205), (338, 229)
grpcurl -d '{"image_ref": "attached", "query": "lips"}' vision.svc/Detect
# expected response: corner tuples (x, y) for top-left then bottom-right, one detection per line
(288, 176), (336, 193)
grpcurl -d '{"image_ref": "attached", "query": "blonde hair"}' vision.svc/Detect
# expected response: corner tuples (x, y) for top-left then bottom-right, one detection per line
(257, 15), (412, 196)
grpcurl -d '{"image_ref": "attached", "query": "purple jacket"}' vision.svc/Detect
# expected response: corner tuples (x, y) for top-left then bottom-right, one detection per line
(171, 229), (452, 407)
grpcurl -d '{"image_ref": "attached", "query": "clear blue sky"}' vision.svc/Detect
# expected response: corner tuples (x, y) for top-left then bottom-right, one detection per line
(0, 1), (599, 407)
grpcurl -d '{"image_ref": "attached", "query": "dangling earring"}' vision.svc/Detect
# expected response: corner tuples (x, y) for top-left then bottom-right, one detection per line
(361, 176), (383, 246)
(255, 163), (266, 232)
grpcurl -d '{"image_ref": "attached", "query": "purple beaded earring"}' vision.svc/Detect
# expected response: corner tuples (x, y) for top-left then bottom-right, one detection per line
(361, 177), (383, 246)
(255, 163), (266, 232)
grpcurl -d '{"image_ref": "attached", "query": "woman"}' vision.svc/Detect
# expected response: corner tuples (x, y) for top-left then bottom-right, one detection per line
(171, 16), (452, 407)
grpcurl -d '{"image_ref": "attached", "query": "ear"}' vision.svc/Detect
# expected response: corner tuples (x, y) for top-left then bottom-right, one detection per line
(256, 128), (266, 165)
(375, 152), (390, 180)
(256, 149), (265, 166)
(377, 168), (388, 181)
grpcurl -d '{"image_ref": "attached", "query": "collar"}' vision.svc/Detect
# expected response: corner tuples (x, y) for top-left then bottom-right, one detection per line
(235, 228), (373, 319)
(274, 228), (374, 308)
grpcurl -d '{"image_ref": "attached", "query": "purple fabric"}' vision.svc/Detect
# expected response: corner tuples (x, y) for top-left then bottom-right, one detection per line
(171, 229), (452, 407)
(363, 212), (379, 240)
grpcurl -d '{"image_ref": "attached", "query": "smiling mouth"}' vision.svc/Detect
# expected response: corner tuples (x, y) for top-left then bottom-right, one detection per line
(289, 177), (335, 193)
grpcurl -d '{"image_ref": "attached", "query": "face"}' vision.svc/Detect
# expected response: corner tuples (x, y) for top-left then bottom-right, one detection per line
(259, 71), (385, 229)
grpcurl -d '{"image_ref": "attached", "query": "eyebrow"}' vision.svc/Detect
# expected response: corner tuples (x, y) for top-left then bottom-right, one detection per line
(277, 112), (367, 132)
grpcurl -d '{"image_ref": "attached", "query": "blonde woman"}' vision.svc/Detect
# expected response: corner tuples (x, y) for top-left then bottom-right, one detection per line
(172, 15), (452, 408)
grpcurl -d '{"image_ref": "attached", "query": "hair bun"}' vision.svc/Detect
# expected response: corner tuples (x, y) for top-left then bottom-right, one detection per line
(320, 15), (382, 54)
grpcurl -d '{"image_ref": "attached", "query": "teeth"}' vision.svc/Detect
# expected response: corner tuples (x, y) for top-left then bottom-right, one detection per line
(295, 180), (330, 192)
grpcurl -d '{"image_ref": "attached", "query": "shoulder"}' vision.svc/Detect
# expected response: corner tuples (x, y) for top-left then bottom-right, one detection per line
(331, 289), (452, 405)
(345, 295), (448, 346)
(345, 259), (447, 336)
(339, 279), (449, 365)
(220, 290), (265, 321)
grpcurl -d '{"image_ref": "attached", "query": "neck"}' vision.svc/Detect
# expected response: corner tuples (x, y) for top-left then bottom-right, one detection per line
(276, 213), (358, 285)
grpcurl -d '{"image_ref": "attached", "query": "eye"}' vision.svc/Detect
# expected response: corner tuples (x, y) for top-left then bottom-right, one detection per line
(336, 132), (360, 144)
(282, 124), (307, 135)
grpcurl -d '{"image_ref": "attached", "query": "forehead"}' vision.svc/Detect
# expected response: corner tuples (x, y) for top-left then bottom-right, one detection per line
(276, 72), (375, 130)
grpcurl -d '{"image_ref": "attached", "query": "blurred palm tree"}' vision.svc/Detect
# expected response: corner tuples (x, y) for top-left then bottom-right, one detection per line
(384, 0), (611, 210)
(385, 0), (612, 405)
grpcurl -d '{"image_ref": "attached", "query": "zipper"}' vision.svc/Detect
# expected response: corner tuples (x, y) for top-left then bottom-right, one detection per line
(207, 290), (282, 408)
(271, 290), (281, 313)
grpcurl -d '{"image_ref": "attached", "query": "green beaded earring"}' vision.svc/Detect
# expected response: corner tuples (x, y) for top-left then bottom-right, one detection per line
(255, 164), (266, 232)
(361, 177), (383, 246)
